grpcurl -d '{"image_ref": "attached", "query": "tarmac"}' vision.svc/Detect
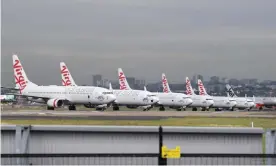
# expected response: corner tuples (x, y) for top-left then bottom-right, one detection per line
(1, 109), (276, 120)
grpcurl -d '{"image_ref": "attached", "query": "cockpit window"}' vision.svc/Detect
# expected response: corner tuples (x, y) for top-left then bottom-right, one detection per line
(183, 97), (191, 99)
(103, 92), (113, 95)
(206, 98), (213, 100)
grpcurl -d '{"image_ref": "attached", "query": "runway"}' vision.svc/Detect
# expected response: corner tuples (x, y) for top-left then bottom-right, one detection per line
(1, 109), (276, 120)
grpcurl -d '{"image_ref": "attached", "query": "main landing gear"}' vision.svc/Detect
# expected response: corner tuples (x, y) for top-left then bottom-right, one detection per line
(68, 105), (76, 111)
(47, 106), (54, 110)
(113, 105), (120, 111)
(192, 107), (197, 111)
(159, 106), (165, 111)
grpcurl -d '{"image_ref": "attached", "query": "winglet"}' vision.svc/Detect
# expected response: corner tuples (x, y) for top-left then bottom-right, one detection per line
(161, 73), (171, 93)
(60, 62), (77, 86)
(118, 68), (131, 90)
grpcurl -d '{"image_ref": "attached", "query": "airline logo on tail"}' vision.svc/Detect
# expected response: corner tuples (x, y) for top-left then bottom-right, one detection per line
(60, 65), (72, 86)
(13, 58), (27, 93)
(118, 71), (127, 90)
(162, 74), (169, 93)
(226, 84), (236, 97)
(186, 78), (193, 95)
(198, 80), (206, 95)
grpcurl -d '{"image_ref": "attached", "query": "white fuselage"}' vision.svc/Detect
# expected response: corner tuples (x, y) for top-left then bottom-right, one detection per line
(232, 97), (254, 109)
(211, 96), (237, 108)
(22, 85), (116, 105)
(188, 95), (214, 108)
(112, 89), (159, 106)
(248, 97), (276, 107)
(152, 92), (193, 107)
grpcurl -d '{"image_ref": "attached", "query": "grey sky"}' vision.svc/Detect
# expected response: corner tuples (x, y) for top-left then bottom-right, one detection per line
(2, 0), (276, 86)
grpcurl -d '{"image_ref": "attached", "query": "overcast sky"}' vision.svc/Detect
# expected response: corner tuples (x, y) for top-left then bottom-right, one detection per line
(2, 0), (276, 86)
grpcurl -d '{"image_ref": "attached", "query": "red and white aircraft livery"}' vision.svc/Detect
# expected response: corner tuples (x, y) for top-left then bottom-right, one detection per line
(10, 55), (116, 111)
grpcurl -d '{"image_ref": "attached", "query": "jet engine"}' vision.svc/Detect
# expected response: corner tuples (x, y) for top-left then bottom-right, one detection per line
(47, 98), (64, 108)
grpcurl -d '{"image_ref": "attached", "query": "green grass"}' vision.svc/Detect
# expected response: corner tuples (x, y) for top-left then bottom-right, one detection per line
(2, 117), (276, 128)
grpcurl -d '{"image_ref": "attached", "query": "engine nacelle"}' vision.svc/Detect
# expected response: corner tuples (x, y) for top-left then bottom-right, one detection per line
(47, 98), (63, 108)
(96, 104), (107, 109)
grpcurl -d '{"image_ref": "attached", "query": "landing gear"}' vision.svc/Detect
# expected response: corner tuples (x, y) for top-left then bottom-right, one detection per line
(201, 107), (206, 111)
(68, 105), (76, 111)
(206, 108), (210, 111)
(192, 107), (197, 111)
(176, 108), (182, 111)
(259, 107), (263, 110)
(96, 107), (106, 111)
(159, 106), (165, 111)
(113, 106), (120, 111)
(183, 108), (186, 111)
(47, 106), (54, 110)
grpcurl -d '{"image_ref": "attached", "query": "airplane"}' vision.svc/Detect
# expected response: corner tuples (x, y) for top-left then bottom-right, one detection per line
(144, 74), (193, 111)
(8, 54), (116, 111)
(250, 96), (276, 110)
(225, 84), (255, 110)
(59, 62), (159, 111)
(185, 77), (214, 111)
(116, 68), (160, 111)
(197, 79), (237, 111)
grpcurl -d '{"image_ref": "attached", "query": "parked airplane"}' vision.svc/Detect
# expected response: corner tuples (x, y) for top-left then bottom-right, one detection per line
(117, 68), (160, 111)
(9, 55), (116, 111)
(60, 62), (111, 110)
(185, 77), (214, 111)
(251, 96), (276, 110)
(60, 62), (158, 111)
(225, 84), (255, 110)
(145, 74), (193, 111)
(197, 79), (237, 111)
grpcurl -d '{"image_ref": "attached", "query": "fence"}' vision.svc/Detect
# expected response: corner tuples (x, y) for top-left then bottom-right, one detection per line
(1, 126), (276, 165)
(2, 153), (276, 165)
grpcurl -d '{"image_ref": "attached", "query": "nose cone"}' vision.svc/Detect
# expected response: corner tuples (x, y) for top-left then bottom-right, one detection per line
(186, 98), (193, 105)
(208, 99), (214, 106)
(151, 96), (159, 104)
(249, 101), (255, 108)
(231, 101), (237, 107)
(107, 94), (116, 103)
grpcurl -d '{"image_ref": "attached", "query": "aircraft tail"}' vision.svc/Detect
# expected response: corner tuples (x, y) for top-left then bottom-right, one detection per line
(118, 68), (131, 90)
(13, 54), (37, 93)
(144, 86), (147, 91)
(197, 79), (208, 95)
(185, 77), (194, 95)
(109, 83), (113, 91)
(60, 62), (77, 86)
(161, 73), (171, 93)
(225, 84), (237, 97)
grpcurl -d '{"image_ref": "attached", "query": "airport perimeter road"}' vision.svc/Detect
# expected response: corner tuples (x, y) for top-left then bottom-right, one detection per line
(1, 110), (276, 120)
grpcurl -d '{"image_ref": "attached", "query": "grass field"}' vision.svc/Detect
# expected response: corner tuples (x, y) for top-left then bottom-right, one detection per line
(2, 117), (276, 128)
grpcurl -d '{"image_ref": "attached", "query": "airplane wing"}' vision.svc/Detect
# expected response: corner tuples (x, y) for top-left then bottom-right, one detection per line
(1, 86), (19, 91)
(5, 92), (69, 102)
